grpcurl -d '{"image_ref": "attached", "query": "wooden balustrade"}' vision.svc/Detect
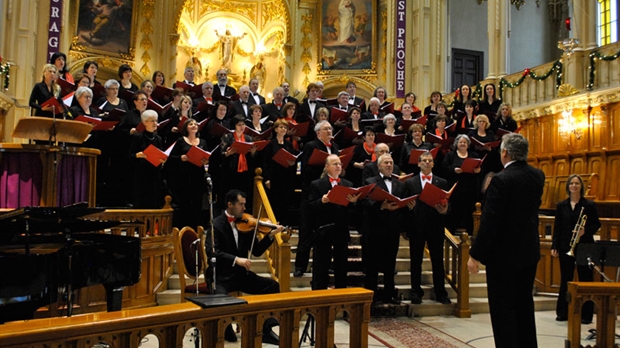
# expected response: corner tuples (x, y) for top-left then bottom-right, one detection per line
(0, 288), (374, 348)
(252, 168), (292, 292)
(566, 282), (620, 348)
(443, 230), (471, 318)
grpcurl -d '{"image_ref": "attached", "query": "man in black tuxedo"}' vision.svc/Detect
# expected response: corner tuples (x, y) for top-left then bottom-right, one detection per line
(262, 86), (285, 121)
(229, 85), (251, 118)
(346, 80), (366, 112)
(308, 154), (360, 290)
(295, 120), (340, 277)
(248, 78), (266, 106)
(206, 189), (283, 344)
(468, 133), (545, 348)
(213, 69), (237, 98)
(332, 91), (351, 112)
(281, 81), (299, 105)
(363, 154), (408, 304)
(298, 82), (326, 122)
(192, 81), (214, 114)
(172, 67), (196, 87)
(362, 97), (385, 120)
(404, 151), (450, 305)
(361, 143), (401, 182)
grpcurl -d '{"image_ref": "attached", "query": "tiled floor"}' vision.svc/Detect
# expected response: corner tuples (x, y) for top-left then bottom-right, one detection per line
(137, 311), (619, 347)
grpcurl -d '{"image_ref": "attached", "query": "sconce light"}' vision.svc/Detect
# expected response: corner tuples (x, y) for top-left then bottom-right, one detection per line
(558, 109), (588, 140)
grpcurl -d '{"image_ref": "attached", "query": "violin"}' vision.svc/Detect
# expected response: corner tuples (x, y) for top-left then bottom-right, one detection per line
(235, 213), (297, 234)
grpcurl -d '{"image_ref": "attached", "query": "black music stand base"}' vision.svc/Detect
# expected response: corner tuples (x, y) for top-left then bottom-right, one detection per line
(299, 313), (316, 347)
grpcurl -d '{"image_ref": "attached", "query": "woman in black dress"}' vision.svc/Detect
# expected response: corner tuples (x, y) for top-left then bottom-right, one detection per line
(456, 100), (477, 134)
(29, 64), (60, 118)
(166, 118), (209, 228)
(442, 134), (480, 235)
(348, 126), (375, 187)
(50, 52), (73, 83)
(451, 84), (475, 116)
(117, 64), (138, 96)
(128, 110), (165, 208)
(491, 102), (518, 134)
(551, 174), (601, 323)
(478, 83), (502, 118)
(423, 91), (442, 120)
(263, 119), (298, 225)
(399, 123), (432, 175)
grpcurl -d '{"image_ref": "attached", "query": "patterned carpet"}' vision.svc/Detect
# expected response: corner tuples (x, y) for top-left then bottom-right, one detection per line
(368, 317), (473, 348)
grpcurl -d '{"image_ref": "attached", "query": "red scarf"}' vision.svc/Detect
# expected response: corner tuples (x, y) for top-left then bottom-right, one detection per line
(461, 114), (475, 129)
(363, 142), (377, 161)
(234, 132), (248, 172)
(435, 128), (447, 139)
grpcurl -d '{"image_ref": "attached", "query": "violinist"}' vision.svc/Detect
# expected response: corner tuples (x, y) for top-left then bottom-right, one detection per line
(308, 154), (360, 290)
(206, 189), (283, 345)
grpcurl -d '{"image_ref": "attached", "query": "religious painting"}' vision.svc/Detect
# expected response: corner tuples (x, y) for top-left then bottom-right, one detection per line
(320, 0), (376, 72)
(71, 0), (137, 58)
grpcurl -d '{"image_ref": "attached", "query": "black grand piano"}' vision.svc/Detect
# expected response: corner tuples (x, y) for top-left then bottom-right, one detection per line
(0, 205), (141, 323)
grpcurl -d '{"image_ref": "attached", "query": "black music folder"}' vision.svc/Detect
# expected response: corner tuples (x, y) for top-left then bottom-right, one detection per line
(186, 294), (247, 309)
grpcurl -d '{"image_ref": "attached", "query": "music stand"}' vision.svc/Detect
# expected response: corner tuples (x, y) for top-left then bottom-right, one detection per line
(575, 241), (620, 341)
(12, 117), (93, 145)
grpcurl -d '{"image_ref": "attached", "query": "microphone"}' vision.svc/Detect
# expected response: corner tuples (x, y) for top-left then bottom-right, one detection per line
(191, 239), (201, 246)
(57, 96), (73, 119)
(205, 172), (213, 189)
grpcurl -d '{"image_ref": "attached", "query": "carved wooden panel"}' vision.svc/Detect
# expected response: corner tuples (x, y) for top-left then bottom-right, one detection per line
(604, 155), (620, 201)
(553, 159), (568, 176)
(610, 106), (620, 150)
(570, 157), (586, 175)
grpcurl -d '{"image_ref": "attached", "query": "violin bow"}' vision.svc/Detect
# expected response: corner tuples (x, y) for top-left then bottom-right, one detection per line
(248, 204), (263, 259)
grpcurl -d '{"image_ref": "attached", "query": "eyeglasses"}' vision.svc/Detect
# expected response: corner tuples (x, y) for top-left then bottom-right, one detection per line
(420, 159), (434, 163)
(136, 98), (148, 101)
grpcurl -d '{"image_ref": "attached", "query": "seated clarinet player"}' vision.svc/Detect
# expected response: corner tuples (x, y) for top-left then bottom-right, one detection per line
(308, 154), (360, 290)
(205, 189), (284, 344)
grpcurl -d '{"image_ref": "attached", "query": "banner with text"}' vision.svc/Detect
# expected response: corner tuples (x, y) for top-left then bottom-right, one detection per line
(48, 0), (63, 62)
(395, 0), (406, 98)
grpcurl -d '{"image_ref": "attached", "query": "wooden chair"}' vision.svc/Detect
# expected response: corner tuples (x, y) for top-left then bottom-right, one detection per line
(172, 226), (209, 302)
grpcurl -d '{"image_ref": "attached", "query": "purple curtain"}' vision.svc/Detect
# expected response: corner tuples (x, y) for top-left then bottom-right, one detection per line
(56, 155), (90, 206)
(0, 153), (43, 208)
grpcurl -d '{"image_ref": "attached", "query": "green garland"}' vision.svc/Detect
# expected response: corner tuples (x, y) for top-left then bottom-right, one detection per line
(497, 60), (563, 100)
(587, 49), (620, 90)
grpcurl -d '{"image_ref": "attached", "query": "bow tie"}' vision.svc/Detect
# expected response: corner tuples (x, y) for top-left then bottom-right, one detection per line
(383, 176), (392, 181)
(309, 100), (316, 104)
(341, 106), (346, 110)
(349, 97), (354, 100)
(241, 101), (248, 105)
(324, 142), (332, 148)
(227, 216), (236, 223)
(422, 174), (432, 181)
(219, 85), (225, 88)
(329, 177), (340, 184)
(275, 103), (282, 107)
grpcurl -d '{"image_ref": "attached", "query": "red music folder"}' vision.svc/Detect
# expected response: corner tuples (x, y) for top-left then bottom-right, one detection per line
(375, 133), (405, 148)
(75, 115), (119, 131)
(425, 133), (453, 150)
(41, 97), (65, 115)
(419, 182), (456, 207)
(229, 140), (269, 155)
(308, 148), (330, 166)
(244, 126), (273, 140)
(495, 125), (523, 139)
(209, 122), (233, 137)
(147, 99), (173, 116)
(380, 102), (395, 114)
(176, 115), (189, 130)
(408, 147), (439, 165)
(152, 85), (173, 102)
(334, 127), (363, 141)
(339, 145), (355, 156)
(400, 115), (427, 131)
(326, 183), (376, 207)
(367, 187), (418, 209)
(392, 172), (415, 182)
(339, 152), (354, 169)
(470, 137), (502, 149)
(142, 142), (175, 167)
(186, 144), (218, 167)
(272, 148), (302, 167)
(459, 155), (487, 174)
(174, 81), (203, 97)
(56, 78), (76, 97)
(330, 108), (349, 124)
(287, 121), (310, 137)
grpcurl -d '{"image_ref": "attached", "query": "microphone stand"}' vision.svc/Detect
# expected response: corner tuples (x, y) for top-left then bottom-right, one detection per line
(205, 173), (217, 294)
(191, 238), (201, 348)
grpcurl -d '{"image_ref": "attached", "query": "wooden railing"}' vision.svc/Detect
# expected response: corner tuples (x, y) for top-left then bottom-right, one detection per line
(252, 168), (292, 292)
(443, 230), (471, 318)
(0, 288), (374, 348)
(566, 282), (620, 348)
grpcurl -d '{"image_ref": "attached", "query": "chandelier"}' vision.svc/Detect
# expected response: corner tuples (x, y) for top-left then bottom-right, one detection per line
(558, 109), (587, 140)
(477, 0), (540, 9)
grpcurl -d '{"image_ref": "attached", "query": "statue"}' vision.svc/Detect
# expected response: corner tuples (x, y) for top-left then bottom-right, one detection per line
(250, 61), (266, 90)
(215, 29), (247, 70)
